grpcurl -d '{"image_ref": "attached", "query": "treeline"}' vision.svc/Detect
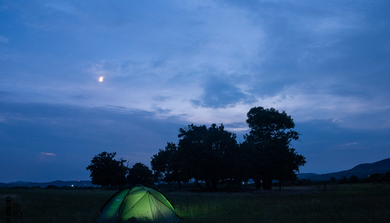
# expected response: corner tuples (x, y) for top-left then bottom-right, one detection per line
(45, 185), (97, 190)
(86, 152), (153, 190)
(0, 185), (97, 190)
(86, 107), (306, 191)
(296, 172), (390, 186)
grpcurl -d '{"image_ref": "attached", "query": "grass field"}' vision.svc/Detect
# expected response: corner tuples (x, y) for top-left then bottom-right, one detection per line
(1, 184), (390, 223)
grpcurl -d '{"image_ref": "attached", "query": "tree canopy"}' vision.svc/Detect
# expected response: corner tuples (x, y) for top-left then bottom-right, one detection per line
(151, 124), (239, 191)
(88, 106), (306, 191)
(244, 106), (306, 190)
(86, 151), (127, 189)
(127, 162), (154, 186)
(151, 142), (187, 188)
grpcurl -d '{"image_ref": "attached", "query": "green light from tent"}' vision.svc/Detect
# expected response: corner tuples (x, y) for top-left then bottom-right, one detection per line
(97, 186), (180, 223)
(97, 189), (130, 222)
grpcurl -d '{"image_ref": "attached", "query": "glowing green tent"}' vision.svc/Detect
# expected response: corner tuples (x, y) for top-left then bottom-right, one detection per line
(97, 185), (180, 223)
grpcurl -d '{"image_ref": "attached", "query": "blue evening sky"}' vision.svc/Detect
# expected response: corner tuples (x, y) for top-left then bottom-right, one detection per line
(1, 0), (389, 183)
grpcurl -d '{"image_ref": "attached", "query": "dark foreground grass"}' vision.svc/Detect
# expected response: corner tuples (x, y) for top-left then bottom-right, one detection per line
(1, 184), (390, 223)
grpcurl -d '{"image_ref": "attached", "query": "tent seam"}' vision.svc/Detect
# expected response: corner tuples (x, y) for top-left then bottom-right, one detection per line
(149, 192), (181, 219)
(120, 191), (148, 218)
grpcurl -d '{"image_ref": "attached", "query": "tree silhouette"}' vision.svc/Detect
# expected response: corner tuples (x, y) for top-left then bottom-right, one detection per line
(177, 123), (238, 191)
(151, 142), (188, 188)
(127, 162), (154, 186)
(349, 175), (359, 184)
(86, 151), (127, 189)
(245, 107), (306, 190)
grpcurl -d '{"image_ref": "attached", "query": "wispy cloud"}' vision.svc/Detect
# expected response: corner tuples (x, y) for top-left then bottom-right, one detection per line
(41, 152), (57, 156)
(0, 35), (8, 43)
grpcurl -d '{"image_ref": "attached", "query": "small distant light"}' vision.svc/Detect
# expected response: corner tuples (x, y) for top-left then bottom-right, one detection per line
(99, 77), (104, 82)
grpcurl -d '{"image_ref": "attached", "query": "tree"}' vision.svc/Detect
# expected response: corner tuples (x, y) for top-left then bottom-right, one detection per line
(384, 172), (390, 182)
(329, 177), (337, 184)
(244, 107), (306, 190)
(127, 163), (154, 186)
(177, 123), (238, 191)
(338, 175), (349, 184)
(367, 173), (383, 183)
(231, 141), (255, 187)
(86, 151), (127, 189)
(151, 147), (170, 184)
(349, 175), (359, 184)
(151, 142), (188, 188)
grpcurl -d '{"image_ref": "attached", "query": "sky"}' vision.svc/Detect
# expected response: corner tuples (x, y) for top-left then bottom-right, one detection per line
(1, 0), (389, 183)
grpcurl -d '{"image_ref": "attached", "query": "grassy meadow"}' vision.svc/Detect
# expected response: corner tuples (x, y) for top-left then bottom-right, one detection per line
(1, 184), (390, 223)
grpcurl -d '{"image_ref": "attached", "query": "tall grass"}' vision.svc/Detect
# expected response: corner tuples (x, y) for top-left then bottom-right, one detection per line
(170, 184), (390, 223)
(1, 184), (390, 223)
(0, 189), (114, 223)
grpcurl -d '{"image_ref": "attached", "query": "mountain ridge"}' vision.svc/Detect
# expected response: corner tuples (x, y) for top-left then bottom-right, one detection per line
(297, 158), (390, 181)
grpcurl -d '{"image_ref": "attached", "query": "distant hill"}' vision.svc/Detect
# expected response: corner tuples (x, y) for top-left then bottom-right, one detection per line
(297, 158), (390, 181)
(0, 180), (96, 188)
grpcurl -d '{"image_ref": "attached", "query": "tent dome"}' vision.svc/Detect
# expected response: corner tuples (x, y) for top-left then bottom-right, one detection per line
(97, 185), (180, 223)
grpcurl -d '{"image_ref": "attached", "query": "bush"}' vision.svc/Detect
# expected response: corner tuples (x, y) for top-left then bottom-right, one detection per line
(349, 175), (359, 184)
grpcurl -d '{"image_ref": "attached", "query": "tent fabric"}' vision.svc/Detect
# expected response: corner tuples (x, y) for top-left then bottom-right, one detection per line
(97, 185), (181, 223)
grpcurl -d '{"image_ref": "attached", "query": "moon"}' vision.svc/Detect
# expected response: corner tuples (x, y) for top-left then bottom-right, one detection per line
(99, 77), (104, 82)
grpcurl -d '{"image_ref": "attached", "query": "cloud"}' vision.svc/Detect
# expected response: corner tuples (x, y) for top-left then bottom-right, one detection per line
(0, 101), (186, 153)
(218, 0), (390, 96)
(2, 0), (389, 131)
(0, 35), (8, 43)
(0, 101), (188, 181)
(247, 84), (390, 129)
(1, 0), (390, 182)
(43, 1), (76, 14)
(41, 152), (57, 156)
(191, 75), (256, 109)
(152, 96), (170, 102)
